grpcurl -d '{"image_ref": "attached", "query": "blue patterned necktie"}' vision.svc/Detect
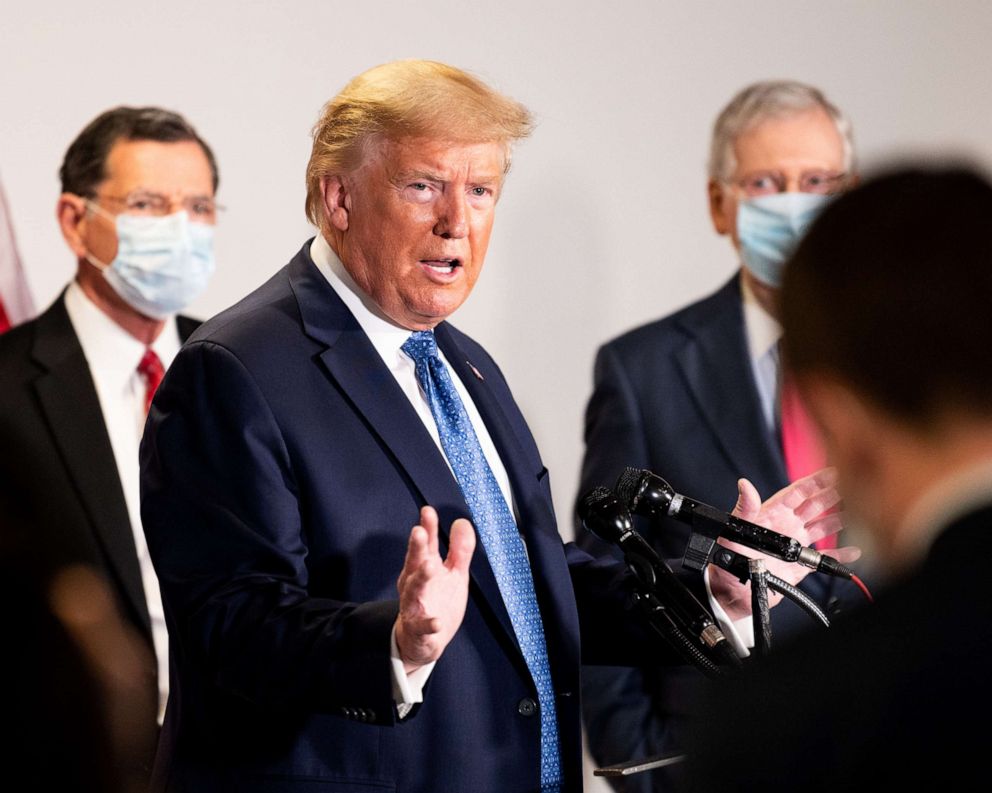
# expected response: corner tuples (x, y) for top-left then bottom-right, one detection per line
(402, 330), (562, 792)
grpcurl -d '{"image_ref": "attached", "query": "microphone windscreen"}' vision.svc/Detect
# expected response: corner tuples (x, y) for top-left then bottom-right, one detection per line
(578, 487), (614, 523)
(614, 467), (644, 507)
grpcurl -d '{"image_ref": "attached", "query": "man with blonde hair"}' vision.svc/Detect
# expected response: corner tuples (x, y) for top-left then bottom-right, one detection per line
(141, 63), (843, 792)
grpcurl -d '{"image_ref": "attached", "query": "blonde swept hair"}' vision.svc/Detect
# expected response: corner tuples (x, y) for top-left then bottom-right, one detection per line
(305, 60), (534, 227)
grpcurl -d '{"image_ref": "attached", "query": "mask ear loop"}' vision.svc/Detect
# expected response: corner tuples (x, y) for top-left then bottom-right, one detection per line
(81, 199), (115, 271)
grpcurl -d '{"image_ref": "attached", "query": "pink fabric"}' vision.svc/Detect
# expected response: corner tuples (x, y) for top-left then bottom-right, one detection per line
(781, 379), (837, 550)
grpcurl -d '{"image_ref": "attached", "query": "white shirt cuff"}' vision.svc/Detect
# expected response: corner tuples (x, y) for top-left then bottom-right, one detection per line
(390, 625), (436, 719)
(704, 565), (754, 658)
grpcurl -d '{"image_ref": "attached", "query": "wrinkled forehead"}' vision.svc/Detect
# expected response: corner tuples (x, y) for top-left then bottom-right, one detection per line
(356, 134), (510, 179)
(732, 108), (846, 176)
(100, 138), (215, 196)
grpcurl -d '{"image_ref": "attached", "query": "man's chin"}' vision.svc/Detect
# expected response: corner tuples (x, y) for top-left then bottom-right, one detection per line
(402, 297), (470, 331)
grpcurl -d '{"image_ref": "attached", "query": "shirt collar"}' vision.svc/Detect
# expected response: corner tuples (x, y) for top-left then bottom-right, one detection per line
(309, 233), (416, 368)
(740, 271), (782, 365)
(63, 280), (182, 383)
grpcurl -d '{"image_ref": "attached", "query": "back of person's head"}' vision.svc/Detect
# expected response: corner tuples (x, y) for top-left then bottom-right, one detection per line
(781, 165), (992, 425)
(60, 106), (218, 197)
(709, 80), (855, 182)
(305, 59), (533, 228)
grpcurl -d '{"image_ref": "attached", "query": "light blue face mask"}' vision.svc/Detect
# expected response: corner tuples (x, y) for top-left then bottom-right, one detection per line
(85, 205), (215, 319)
(736, 192), (833, 288)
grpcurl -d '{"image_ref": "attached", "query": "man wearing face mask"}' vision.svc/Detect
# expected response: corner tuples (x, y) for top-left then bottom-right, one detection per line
(687, 165), (992, 792)
(0, 106), (219, 778)
(575, 81), (860, 791)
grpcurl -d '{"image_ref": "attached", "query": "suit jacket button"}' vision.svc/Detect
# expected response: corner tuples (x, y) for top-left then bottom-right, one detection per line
(517, 697), (537, 717)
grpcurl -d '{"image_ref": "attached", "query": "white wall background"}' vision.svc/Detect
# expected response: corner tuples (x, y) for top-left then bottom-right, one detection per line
(3, 1), (991, 787)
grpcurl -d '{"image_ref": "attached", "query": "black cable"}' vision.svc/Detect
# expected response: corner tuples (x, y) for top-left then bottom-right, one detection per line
(765, 573), (831, 628)
(749, 559), (772, 657)
(710, 543), (832, 629)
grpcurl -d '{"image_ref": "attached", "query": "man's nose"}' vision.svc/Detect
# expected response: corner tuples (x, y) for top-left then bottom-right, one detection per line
(434, 192), (468, 239)
(781, 174), (805, 193)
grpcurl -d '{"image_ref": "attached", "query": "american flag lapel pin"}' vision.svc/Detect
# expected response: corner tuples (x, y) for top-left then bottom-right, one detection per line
(467, 360), (485, 381)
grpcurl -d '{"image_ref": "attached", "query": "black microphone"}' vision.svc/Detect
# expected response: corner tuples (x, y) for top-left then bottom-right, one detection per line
(614, 468), (853, 579)
(578, 487), (732, 658)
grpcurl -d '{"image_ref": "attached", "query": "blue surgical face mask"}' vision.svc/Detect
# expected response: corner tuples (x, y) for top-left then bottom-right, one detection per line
(85, 204), (215, 319)
(736, 192), (832, 288)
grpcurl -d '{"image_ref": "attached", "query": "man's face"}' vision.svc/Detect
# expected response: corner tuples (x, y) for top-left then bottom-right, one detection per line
(73, 138), (216, 267)
(708, 107), (847, 249)
(325, 137), (504, 330)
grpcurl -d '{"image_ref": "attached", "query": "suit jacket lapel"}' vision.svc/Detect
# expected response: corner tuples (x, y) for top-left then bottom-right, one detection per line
(30, 296), (151, 634)
(288, 251), (524, 652)
(674, 276), (787, 491)
(437, 324), (581, 664)
(673, 279), (842, 630)
(176, 314), (200, 343)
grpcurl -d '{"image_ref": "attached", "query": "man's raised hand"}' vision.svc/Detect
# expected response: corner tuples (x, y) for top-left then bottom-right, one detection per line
(394, 506), (476, 673)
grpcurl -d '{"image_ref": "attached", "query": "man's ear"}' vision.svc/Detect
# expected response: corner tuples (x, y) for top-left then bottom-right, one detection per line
(707, 179), (732, 236)
(321, 175), (352, 232)
(56, 193), (90, 258)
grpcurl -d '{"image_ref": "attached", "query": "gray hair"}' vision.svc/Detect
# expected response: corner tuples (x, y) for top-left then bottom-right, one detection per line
(708, 80), (855, 182)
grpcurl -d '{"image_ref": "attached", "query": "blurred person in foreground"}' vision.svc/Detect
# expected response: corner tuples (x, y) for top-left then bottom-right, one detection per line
(138, 60), (851, 793)
(0, 482), (156, 793)
(576, 80), (865, 791)
(687, 166), (992, 791)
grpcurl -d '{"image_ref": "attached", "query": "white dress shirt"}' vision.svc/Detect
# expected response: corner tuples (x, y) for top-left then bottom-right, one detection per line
(309, 234), (518, 717)
(741, 273), (784, 435)
(64, 280), (181, 723)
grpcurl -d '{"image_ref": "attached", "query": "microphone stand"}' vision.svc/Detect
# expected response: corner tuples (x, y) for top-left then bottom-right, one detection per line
(748, 558), (772, 656)
(621, 552), (731, 678)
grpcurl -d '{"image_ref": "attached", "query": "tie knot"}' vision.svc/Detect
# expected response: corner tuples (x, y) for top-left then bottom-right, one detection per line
(402, 330), (438, 365)
(138, 348), (164, 380)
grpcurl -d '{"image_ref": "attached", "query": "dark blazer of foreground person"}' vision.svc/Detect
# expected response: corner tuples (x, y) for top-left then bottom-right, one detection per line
(686, 505), (992, 791)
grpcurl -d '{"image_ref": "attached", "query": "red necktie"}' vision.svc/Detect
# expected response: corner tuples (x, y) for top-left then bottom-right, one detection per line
(780, 376), (837, 550)
(138, 348), (165, 416)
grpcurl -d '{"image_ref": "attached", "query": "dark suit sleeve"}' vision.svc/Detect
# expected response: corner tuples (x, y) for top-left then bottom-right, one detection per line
(574, 341), (685, 785)
(140, 340), (398, 723)
(575, 343), (652, 554)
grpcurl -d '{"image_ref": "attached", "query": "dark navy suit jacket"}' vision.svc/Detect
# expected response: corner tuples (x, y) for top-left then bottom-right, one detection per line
(140, 242), (662, 793)
(574, 274), (860, 791)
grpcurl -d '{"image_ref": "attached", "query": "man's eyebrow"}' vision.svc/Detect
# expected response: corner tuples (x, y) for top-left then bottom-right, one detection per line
(129, 187), (214, 199)
(393, 169), (446, 183)
(468, 174), (501, 185)
(391, 170), (502, 185)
